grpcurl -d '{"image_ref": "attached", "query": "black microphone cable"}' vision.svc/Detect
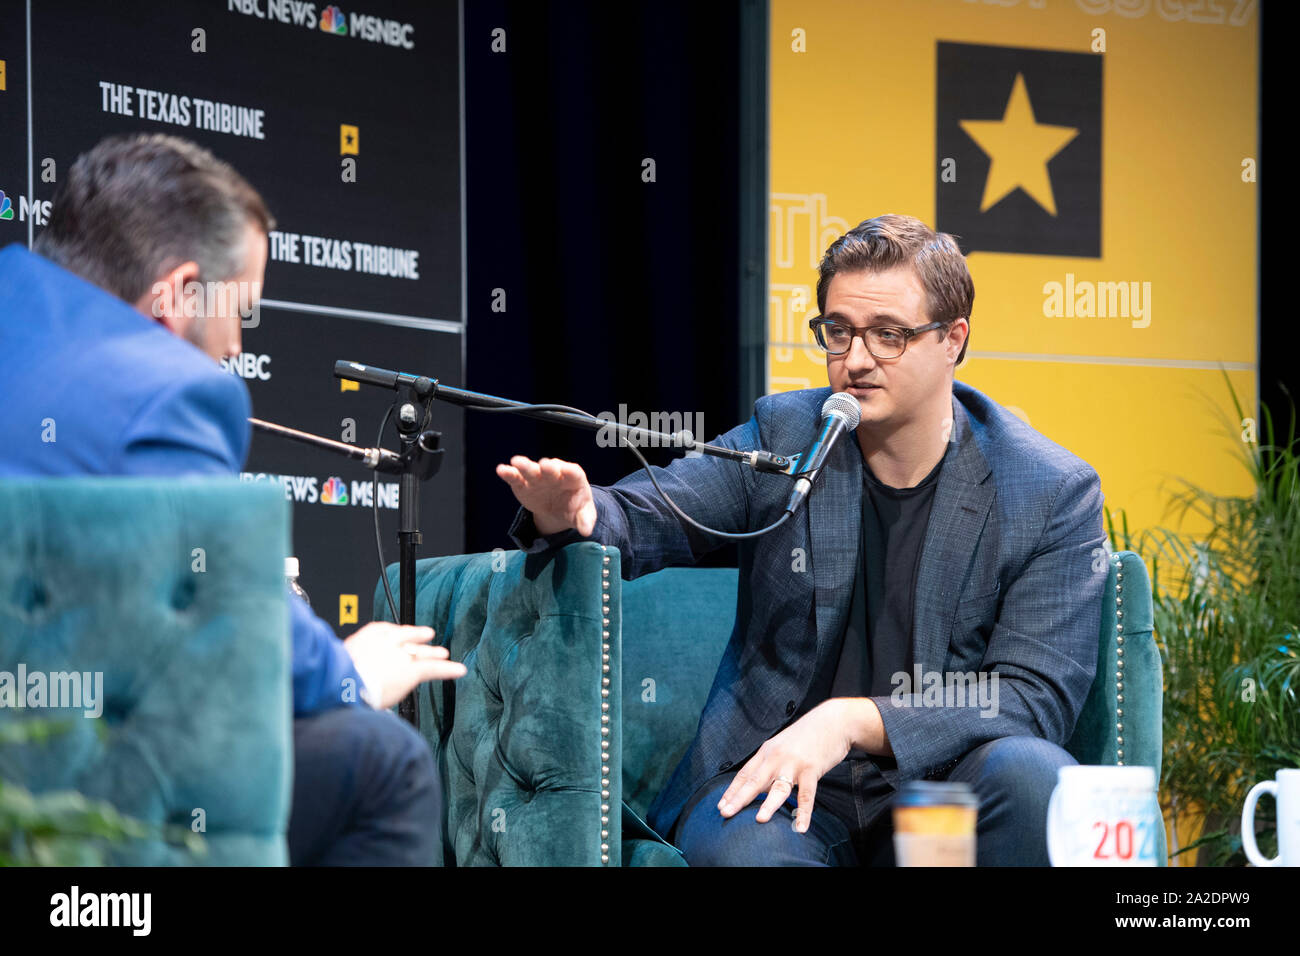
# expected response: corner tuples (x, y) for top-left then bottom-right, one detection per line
(474, 402), (793, 541)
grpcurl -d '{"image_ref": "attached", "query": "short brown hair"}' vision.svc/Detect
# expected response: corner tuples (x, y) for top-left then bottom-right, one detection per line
(816, 214), (974, 364)
(36, 133), (274, 304)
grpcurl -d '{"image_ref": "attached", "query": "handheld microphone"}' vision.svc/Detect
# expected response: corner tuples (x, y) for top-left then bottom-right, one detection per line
(784, 391), (862, 514)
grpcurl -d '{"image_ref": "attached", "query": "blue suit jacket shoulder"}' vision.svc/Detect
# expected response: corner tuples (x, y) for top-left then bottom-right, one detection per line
(0, 243), (249, 476)
(0, 243), (361, 717)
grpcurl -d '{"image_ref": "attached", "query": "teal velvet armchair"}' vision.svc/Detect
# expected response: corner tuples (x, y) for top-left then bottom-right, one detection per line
(378, 545), (1164, 866)
(0, 478), (293, 865)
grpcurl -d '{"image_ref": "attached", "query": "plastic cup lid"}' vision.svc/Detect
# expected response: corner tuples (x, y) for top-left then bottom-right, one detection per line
(894, 780), (979, 808)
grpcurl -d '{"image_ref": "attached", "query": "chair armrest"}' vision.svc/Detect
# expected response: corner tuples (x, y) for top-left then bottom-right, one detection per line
(1066, 550), (1167, 864)
(376, 542), (624, 866)
(1067, 551), (1162, 775)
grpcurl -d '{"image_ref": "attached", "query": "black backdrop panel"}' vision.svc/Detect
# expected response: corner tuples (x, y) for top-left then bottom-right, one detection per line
(0, 0), (29, 231)
(2, 0), (464, 634)
(26, 0), (460, 320)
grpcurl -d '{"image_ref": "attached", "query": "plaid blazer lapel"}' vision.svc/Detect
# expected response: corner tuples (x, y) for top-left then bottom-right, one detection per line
(807, 409), (865, 669)
(911, 397), (996, 676)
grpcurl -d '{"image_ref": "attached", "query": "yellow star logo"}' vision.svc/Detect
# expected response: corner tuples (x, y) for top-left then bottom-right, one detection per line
(959, 73), (1079, 217)
(340, 124), (359, 156)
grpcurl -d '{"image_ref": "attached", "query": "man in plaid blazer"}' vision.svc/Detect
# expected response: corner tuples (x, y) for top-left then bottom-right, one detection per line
(501, 215), (1106, 865)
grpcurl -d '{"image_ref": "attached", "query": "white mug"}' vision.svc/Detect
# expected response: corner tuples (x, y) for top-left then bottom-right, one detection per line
(1046, 765), (1160, 866)
(1241, 768), (1300, 867)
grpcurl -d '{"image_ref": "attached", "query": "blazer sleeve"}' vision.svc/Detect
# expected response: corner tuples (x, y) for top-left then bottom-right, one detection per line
(116, 372), (253, 475)
(869, 466), (1107, 782)
(507, 411), (766, 580)
(288, 591), (368, 717)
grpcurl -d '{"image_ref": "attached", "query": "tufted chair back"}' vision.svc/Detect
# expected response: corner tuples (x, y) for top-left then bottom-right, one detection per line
(0, 478), (292, 865)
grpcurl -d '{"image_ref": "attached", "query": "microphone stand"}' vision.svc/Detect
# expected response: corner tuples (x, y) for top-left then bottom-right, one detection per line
(390, 384), (443, 729)
(250, 397), (443, 730)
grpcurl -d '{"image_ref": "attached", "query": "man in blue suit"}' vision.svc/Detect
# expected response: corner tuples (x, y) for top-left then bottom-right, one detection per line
(498, 215), (1106, 865)
(0, 133), (466, 864)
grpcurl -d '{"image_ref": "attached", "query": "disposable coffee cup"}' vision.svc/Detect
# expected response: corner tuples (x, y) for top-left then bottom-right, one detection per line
(892, 781), (979, 866)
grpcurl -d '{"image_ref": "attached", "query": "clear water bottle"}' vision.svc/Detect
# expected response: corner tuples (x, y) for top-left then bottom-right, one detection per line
(285, 556), (311, 607)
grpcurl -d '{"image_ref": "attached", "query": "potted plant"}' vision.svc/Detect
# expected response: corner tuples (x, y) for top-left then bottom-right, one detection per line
(1107, 374), (1300, 866)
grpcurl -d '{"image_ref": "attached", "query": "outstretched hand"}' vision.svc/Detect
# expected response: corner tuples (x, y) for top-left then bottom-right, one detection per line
(344, 622), (467, 710)
(495, 455), (597, 537)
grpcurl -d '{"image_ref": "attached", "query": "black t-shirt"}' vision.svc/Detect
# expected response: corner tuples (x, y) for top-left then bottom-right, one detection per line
(799, 449), (944, 718)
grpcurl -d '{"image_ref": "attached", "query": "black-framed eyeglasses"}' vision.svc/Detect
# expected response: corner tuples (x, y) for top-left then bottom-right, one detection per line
(808, 316), (950, 359)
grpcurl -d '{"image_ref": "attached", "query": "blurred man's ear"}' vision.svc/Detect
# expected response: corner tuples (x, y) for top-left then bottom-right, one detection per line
(947, 318), (969, 367)
(135, 260), (201, 335)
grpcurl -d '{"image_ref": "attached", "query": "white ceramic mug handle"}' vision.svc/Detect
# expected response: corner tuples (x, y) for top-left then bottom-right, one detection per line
(1046, 783), (1063, 866)
(1242, 781), (1278, 867)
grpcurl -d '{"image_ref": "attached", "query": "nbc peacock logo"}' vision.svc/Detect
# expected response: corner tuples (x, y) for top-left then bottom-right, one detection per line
(321, 477), (349, 505)
(0, 189), (13, 221)
(320, 5), (347, 35)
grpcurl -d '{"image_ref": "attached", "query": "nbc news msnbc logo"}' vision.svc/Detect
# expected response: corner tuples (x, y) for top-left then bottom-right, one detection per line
(320, 5), (346, 34)
(241, 473), (399, 509)
(0, 189), (51, 223)
(225, 2), (415, 49)
(321, 477), (348, 505)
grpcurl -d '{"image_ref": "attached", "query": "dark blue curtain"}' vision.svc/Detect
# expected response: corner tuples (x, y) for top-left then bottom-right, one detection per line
(463, 0), (753, 566)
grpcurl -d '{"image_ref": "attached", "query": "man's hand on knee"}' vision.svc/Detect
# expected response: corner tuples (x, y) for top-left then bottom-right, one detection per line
(716, 700), (855, 834)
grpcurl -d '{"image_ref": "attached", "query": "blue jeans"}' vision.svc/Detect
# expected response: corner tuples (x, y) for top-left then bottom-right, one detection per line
(287, 707), (443, 866)
(672, 736), (1074, 866)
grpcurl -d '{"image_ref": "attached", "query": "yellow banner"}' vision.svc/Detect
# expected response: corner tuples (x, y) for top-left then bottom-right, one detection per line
(769, 0), (1259, 544)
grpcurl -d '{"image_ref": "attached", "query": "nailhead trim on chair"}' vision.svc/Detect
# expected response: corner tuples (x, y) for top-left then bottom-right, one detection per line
(600, 546), (612, 865)
(1113, 553), (1125, 765)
